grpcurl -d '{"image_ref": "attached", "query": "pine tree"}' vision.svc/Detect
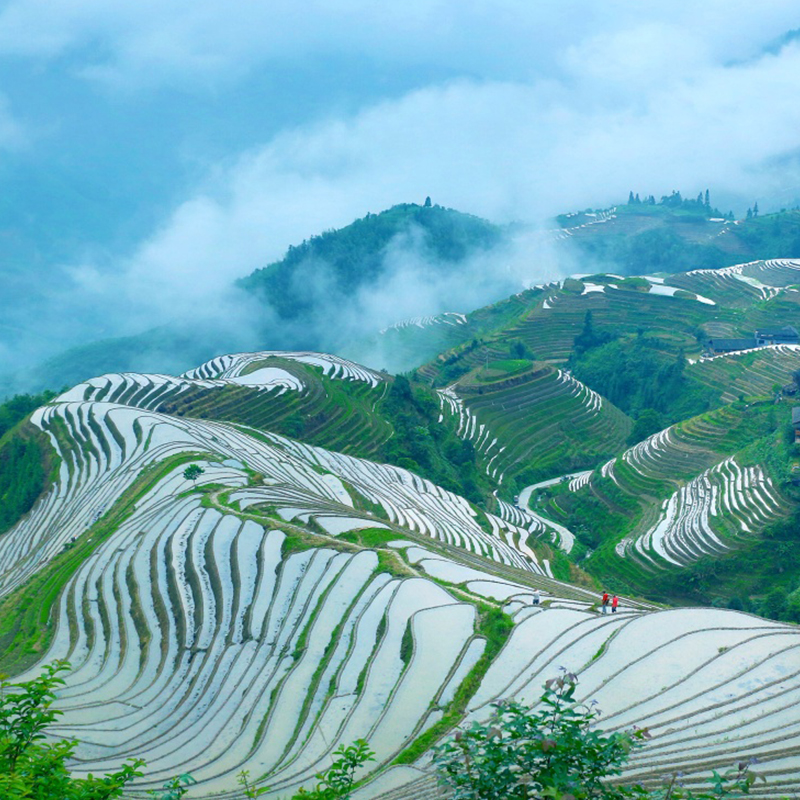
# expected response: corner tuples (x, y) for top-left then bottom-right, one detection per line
(635, 193), (641, 203)
(628, 191), (635, 204)
(747, 207), (753, 220)
(705, 189), (710, 208)
(753, 201), (759, 217)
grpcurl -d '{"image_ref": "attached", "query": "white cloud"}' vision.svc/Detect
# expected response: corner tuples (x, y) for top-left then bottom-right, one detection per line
(60, 25), (800, 341)
(5, 3), (800, 378)
(0, 1), (798, 90)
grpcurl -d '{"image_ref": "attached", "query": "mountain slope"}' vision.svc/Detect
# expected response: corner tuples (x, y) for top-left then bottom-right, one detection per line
(2, 357), (800, 797)
(239, 202), (503, 320)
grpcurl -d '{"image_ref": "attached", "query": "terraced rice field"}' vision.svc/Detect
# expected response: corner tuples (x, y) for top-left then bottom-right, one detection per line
(669, 265), (779, 307)
(0, 381), (557, 793)
(618, 457), (785, 566)
(184, 351), (386, 387)
(443, 366), (631, 484)
(379, 312), (467, 333)
(4, 352), (800, 797)
(689, 345), (800, 402)
(59, 354), (393, 459)
(368, 607), (800, 800)
(509, 282), (726, 360)
(583, 403), (792, 570)
(669, 259), (800, 311)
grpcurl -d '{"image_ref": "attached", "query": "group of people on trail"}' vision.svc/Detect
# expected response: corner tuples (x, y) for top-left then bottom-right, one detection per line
(601, 591), (619, 614)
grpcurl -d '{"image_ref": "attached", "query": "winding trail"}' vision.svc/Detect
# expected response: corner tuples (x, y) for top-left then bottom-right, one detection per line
(518, 480), (577, 553)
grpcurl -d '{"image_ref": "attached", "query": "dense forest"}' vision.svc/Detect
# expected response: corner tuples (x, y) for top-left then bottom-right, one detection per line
(570, 312), (715, 442)
(379, 375), (487, 504)
(0, 390), (55, 439)
(238, 202), (503, 319)
(0, 435), (49, 534)
(0, 390), (57, 534)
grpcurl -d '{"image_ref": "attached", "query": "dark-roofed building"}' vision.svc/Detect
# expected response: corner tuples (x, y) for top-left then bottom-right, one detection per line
(793, 408), (800, 441)
(707, 337), (756, 354)
(755, 326), (799, 346)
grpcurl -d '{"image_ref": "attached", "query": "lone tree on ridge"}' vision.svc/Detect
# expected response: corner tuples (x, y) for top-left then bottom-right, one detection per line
(183, 464), (205, 485)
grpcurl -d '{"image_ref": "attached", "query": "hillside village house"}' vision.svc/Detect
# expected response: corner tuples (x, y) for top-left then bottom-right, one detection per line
(793, 407), (800, 441)
(707, 325), (799, 355)
(755, 325), (800, 346)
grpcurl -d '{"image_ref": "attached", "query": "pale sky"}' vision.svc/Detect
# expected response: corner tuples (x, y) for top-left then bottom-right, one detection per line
(2, 1), (800, 374)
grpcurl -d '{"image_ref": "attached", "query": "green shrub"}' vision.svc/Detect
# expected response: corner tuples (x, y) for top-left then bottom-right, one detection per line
(0, 661), (143, 799)
(432, 673), (761, 800)
(238, 740), (374, 799)
(433, 672), (647, 800)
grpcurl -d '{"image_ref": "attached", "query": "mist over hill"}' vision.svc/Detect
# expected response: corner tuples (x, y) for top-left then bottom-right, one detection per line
(4, 194), (800, 401)
(0, 201), (566, 396)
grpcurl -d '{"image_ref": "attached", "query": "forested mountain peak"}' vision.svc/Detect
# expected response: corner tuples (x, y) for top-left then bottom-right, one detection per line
(238, 201), (504, 319)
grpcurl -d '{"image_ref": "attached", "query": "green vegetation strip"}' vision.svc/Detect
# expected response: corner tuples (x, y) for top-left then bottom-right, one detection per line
(391, 604), (513, 765)
(0, 422), (58, 536)
(0, 451), (210, 675)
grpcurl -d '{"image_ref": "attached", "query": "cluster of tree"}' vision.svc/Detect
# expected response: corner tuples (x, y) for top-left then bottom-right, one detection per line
(433, 672), (760, 800)
(508, 339), (533, 360)
(0, 389), (55, 536)
(555, 477), (636, 550)
(627, 189), (732, 219)
(572, 310), (616, 357)
(570, 317), (716, 443)
(238, 203), (503, 320)
(0, 435), (49, 535)
(380, 375), (486, 503)
(0, 389), (55, 439)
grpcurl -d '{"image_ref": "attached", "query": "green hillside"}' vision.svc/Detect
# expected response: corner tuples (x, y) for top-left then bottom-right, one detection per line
(560, 199), (800, 275)
(7, 197), (800, 401)
(449, 362), (632, 491)
(239, 202), (504, 319)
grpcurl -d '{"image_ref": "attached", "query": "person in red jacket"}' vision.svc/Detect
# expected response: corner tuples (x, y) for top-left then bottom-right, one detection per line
(611, 595), (619, 613)
(601, 591), (609, 614)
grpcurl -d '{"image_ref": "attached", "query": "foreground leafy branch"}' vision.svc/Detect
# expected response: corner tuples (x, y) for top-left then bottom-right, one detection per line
(238, 740), (374, 799)
(432, 672), (760, 800)
(0, 661), (143, 799)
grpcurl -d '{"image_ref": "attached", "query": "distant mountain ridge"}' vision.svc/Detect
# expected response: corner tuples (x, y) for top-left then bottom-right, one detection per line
(0, 202), (507, 397)
(4, 197), (800, 399)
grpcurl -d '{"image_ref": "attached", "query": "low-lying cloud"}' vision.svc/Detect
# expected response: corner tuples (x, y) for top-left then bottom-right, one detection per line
(85, 35), (800, 327)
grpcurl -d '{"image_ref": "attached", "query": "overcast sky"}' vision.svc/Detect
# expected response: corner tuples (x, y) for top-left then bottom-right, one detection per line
(2, 1), (800, 372)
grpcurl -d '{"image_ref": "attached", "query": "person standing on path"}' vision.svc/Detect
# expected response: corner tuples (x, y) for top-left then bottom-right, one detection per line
(532, 589), (541, 606)
(601, 591), (609, 614)
(611, 595), (619, 613)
